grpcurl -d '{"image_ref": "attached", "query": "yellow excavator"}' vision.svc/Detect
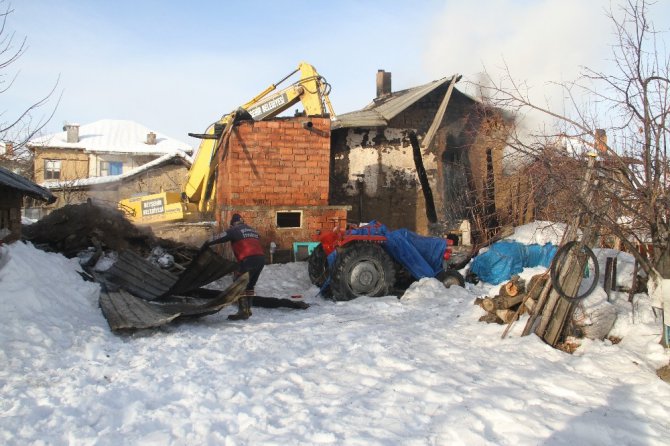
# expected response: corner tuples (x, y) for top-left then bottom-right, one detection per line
(119, 62), (335, 224)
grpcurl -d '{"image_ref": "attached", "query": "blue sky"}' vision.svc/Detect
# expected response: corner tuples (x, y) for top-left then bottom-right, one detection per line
(4, 0), (670, 148)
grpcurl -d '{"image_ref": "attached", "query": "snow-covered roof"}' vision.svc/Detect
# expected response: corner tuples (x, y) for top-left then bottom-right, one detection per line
(28, 119), (193, 155)
(0, 165), (56, 203)
(41, 150), (193, 190)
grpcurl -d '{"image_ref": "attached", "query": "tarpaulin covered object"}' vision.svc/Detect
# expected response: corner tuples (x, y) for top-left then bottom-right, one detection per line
(470, 241), (558, 284)
(340, 221), (446, 279)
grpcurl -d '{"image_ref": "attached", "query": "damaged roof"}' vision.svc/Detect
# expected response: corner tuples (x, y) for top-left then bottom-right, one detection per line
(331, 75), (463, 129)
(0, 166), (56, 203)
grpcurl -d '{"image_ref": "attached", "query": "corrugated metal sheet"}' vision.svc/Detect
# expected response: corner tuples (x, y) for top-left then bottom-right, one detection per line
(99, 273), (249, 332)
(0, 166), (56, 203)
(331, 76), (455, 129)
(104, 248), (239, 301)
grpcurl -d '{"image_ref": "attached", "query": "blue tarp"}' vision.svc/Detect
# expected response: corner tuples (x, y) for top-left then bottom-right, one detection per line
(332, 222), (446, 279)
(470, 240), (558, 284)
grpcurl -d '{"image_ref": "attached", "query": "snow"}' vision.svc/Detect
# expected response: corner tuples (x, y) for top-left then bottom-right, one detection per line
(505, 220), (570, 246)
(1, 241), (669, 445)
(29, 119), (193, 155)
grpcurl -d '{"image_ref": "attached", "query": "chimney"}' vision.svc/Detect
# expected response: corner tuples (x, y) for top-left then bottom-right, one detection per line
(63, 123), (80, 143)
(146, 132), (157, 145)
(3, 142), (13, 156)
(595, 129), (607, 153)
(376, 69), (392, 98)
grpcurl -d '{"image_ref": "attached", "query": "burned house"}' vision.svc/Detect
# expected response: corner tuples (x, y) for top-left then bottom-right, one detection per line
(329, 70), (532, 244)
(0, 166), (55, 243)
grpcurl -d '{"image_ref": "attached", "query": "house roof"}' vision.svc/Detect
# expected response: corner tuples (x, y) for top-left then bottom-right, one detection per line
(0, 166), (56, 203)
(41, 150), (193, 190)
(331, 75), (463, 129)
(29, 119), (193, 155)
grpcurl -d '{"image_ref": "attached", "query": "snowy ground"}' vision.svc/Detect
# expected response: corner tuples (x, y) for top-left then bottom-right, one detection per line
(1, 239), (669, 445)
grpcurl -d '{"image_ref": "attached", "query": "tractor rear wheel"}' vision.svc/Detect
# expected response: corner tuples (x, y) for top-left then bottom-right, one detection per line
(307, 244), (328, 287)
(437, 270), (465, 289)
(330, 242), (395, 301)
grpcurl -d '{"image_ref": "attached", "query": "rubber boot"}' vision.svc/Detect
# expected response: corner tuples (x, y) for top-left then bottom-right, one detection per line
(228, 290), (253, 320)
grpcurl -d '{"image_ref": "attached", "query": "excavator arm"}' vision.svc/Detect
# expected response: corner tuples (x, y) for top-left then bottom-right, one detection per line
(118, 62), (335, 224)
(183, 62), (334, 212)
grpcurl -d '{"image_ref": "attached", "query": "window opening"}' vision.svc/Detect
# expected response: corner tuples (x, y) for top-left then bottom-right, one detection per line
(276, 211), (301, 228)
(44, 159), (61, 180)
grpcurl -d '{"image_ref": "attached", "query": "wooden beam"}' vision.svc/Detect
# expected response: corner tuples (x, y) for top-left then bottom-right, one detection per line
(422, 74), (460, 151)
(409, 131), (437, 224)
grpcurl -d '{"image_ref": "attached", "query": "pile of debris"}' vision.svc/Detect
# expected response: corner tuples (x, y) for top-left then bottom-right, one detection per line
(22, 201), (309, 333)
(22, 201), (198, 267)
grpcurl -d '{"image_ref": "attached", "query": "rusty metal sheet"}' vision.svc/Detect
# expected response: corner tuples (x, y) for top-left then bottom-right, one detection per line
(99, 273), (249, 332)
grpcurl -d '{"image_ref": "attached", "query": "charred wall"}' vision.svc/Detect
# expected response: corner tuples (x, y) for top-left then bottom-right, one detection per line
(329, 87), (484, 234)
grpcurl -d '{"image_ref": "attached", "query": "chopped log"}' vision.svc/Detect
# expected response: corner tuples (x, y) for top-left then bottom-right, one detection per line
(496, 309), (518, 324)
(502, 281), (519, 297)
(482, 298), (497, 313)
(497, 293), (525, 309)
(483, 293), (526, 312)
(499, 275), (526, 298)
(473, 297), (485, 306)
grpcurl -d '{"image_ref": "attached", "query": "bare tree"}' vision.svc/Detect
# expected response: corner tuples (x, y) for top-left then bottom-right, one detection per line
(477, 0), (670, 289)
(0, 0), (60, 176)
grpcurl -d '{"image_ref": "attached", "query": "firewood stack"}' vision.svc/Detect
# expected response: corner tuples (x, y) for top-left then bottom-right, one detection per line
(475, 274), (548, 324)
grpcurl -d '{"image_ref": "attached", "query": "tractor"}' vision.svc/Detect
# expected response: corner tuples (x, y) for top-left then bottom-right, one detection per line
(307, 221), (466, 301)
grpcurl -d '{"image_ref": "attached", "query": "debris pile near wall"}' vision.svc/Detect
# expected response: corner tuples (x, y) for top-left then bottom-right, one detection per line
(22, 201), (191, 259)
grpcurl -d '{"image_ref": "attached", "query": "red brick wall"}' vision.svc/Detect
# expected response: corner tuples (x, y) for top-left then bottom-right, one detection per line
(215, 117), (350, 258)
(217, 117), (331, 207)
(218, 206), (348, 253)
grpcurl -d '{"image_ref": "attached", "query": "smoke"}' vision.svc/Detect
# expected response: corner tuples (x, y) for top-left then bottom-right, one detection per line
(423, 0), (613, 134)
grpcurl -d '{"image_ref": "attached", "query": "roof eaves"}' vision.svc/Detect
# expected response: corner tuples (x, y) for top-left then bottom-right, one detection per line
(331, 75), (460, 130)
(0, 166), (56, 203)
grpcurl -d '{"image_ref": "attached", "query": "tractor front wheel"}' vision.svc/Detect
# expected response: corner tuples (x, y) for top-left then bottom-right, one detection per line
(330, 243), (395, 301)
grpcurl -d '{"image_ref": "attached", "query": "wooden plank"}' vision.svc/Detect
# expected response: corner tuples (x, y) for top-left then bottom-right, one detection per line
(409, 131), (438, 224)
(422, 74), (459, 151)
(536, 155), (599, 345)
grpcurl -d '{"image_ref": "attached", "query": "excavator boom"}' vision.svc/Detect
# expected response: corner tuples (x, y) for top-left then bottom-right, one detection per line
(119, 62), (334, 224)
